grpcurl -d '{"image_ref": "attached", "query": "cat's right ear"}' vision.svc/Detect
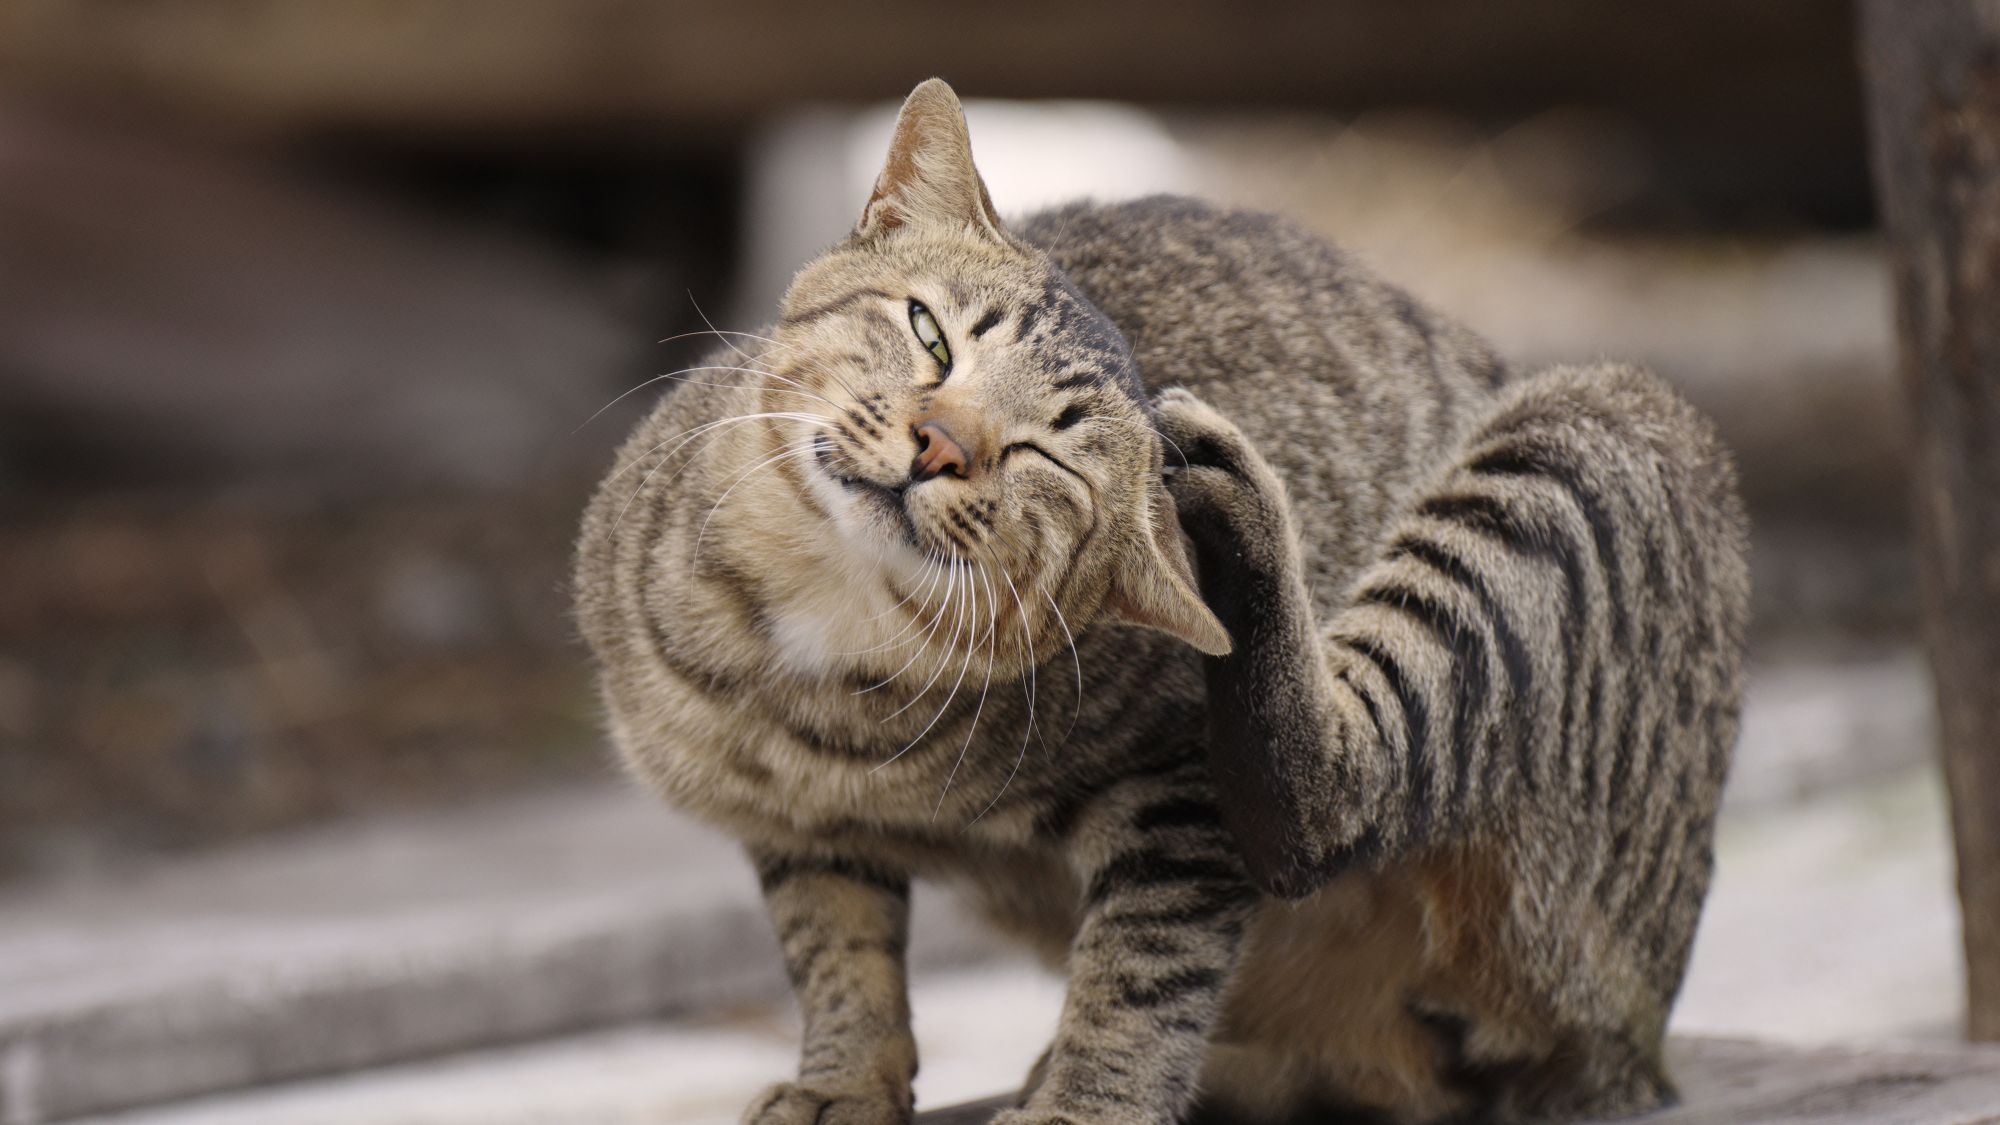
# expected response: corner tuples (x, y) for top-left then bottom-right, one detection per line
(1100, 483), (1234, 657)
(856, 78), (1006, 242)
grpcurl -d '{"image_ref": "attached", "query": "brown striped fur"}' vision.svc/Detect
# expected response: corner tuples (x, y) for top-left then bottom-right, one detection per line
(573, 80), (1749, 1125)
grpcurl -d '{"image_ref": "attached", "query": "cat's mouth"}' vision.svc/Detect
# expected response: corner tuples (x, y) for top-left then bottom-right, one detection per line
(815, 435), (923, 549)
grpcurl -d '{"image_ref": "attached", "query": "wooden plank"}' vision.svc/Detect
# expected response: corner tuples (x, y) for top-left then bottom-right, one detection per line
(1858, 0), (2000, 1041)
(0, 1), (1865, 222)
(0, 1), (1852, 129)
(917, 1038), (2000, 1124)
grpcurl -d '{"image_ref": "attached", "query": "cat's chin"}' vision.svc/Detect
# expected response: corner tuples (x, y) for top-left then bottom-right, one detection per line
(804, 467), (936, 580)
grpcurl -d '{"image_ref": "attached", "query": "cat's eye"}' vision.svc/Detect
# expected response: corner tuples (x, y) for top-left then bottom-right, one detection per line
(908, 300), (952, 370)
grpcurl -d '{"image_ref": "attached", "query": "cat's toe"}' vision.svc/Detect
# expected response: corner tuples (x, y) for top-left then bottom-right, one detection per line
(988, 1112), (1088, 1125)
(742, 1082), (910, 1125)
(1153, 388), (1250, 471)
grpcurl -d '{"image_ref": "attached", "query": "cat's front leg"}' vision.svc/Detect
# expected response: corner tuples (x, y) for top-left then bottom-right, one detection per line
(999, 763), (1259, 1125)
(743, 849), (917, 1125)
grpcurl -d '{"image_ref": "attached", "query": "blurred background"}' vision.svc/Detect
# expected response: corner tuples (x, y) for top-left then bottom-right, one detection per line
(0, 2), (1964, 1122)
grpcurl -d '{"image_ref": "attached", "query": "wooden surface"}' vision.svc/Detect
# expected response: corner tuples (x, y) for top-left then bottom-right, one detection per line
(1860, 0), (2000, 1041)
(918, 1037), (2000, 1124)
(0, 2), (1867, 221)
(0, 1), (1850, 129)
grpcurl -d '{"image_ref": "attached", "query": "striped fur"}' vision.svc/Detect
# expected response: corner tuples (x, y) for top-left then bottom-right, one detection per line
(572, 80), (1749, 1125)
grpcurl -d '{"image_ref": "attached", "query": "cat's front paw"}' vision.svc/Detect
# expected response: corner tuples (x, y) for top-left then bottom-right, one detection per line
(741, 1080), (911, 1125)
(988, 1111), (1091, 1125)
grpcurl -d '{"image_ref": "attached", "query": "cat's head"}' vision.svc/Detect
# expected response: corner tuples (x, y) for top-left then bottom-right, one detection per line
(768, 79), (1229, 665)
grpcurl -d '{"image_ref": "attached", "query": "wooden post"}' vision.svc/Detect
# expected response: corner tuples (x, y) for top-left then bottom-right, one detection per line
(1859, 0), (2000, 1040)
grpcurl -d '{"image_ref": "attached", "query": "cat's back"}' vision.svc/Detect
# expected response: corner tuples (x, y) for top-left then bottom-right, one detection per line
(1016, 195), (1508, 590)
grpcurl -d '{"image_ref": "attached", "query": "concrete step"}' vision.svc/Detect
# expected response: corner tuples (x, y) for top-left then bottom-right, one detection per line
(0, 650), (1959, 1122)
(72, 967), (1067, 1125)
(917, 1037), (2000, 1125)
(67, 975), (1998, 1125)
(0, 785), (1001, 1124)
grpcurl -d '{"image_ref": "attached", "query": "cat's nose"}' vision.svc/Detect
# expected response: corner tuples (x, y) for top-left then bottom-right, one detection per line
(910, 420), (972, 481)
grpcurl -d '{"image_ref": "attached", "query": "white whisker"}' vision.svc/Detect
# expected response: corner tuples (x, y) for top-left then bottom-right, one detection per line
(663, 372), (843, 414)
(935, 562), (1000, 821)
(1042, 587), (1084, 747)
(691, 290), (866, 403)
(655, 327), (795, 352)
(578, 362), (838, 433)
(691, 439), (824, 562)
(882, 560), (973, 721)
(1096, 414), (1191, 470)
(970, 557), (1039, 825)
(687, 292), (762, 368)
(607, 411), (827, 537)
(859, 556), (959, 696)
(839, 551), (949, 657)
(874, 559), (979, 770)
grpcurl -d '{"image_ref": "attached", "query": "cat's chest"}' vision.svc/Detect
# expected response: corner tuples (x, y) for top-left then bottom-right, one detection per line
(659, 700), (1060, 853)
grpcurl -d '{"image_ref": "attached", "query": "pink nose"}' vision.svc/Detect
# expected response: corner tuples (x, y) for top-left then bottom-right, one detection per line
(910, 420), (971, 481)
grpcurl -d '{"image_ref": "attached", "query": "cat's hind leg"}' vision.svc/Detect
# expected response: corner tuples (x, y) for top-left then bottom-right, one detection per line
(1155, 365), (1746, 1119)
(1154, 368), (1747, 909)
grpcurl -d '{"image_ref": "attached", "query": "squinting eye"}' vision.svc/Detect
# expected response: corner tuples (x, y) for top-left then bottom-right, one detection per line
(908, 300), (952, 369)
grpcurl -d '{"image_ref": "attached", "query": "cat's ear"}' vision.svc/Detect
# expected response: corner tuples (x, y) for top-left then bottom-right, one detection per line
(1101, 484), (1234, 656)
(856, 78), (1005, 241)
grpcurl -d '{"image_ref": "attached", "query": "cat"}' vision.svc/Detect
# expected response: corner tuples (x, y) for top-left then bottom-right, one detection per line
(573, 79), (1749, 1124)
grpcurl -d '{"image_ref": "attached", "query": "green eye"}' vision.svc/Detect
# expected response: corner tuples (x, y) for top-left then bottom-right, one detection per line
(908, 300), (951, 368)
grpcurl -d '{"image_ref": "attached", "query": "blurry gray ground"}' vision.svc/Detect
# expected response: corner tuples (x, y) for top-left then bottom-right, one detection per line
(0, 650), (1958, 1124)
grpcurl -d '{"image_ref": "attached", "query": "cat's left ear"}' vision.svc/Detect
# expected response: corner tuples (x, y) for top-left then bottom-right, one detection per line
(857, 78), (1006, 241)
(1101, 483), (1234, 656)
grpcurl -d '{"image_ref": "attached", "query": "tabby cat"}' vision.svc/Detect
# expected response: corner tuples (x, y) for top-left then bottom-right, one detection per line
(574, 79), (1749, 1124)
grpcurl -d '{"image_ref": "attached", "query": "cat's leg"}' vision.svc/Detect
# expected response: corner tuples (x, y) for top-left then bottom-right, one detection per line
(997, 762), (1261, 1125)
(1154, 371), (1745, 904)
(741, 849), (917, 1125)
(1153, 385), (1392, 898)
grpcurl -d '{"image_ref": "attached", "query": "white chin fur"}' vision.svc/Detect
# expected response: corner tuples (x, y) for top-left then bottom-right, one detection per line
(806, 468), (933, 581)
(767, 472), (935, 678)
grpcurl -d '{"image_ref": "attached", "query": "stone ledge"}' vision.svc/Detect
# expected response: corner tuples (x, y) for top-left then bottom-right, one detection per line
(0, 785), (1000, 1124)
(918, 1037), (2000, 1125)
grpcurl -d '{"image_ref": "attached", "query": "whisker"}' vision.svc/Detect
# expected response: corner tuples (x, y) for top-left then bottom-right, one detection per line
(1041, 586), (1084, 747)
(686, 292), (767, 370)
(934, 561), (999, 821)
(690, 290), (867, 404)
(882, 559), (973, 721)
(681, 359), (851, 413)
(608, 409), (827, 485)
(839, 551), (949, 657)
(859, 556), (959, 695)
(656, 326), (794, 351)
(1095, 414), (1191, 471)
(607, 411), (827, 536)
(577, 362), (837, 433)
(691, 439), (824, 562)
(663, 372), (844, 414)
(874, 559), (979, 769)
(969, 556), (1038, 825)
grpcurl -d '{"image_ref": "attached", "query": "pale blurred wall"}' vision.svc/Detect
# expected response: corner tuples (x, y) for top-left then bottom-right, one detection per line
(0, 0), (1899, 874)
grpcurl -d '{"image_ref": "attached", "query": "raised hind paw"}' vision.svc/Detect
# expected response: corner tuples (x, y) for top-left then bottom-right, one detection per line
(1152, 386), (1293, 558)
